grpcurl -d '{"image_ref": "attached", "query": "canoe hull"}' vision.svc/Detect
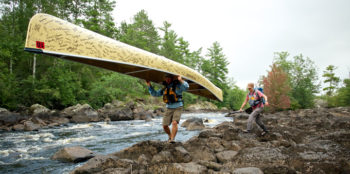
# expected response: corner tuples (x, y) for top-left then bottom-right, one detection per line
(24, 13), (223, 101)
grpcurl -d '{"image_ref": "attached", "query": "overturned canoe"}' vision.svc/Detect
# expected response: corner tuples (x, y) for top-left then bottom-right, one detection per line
(24, 13), (223, 101)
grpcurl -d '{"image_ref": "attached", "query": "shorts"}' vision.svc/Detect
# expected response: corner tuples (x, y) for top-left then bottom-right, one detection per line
(163, 107), (183, 126)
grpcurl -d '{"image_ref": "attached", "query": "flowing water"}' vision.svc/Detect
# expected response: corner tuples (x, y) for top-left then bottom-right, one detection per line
(0, 112), (231, 174)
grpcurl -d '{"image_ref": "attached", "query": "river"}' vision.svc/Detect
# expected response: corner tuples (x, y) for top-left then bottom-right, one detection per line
(0, 112), (231, 174)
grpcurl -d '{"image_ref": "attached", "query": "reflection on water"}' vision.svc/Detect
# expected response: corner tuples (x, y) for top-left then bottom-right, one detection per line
(0, 112), (230, 174)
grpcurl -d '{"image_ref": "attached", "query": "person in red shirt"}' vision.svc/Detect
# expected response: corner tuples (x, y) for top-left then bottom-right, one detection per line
(239, 83), (269, 135)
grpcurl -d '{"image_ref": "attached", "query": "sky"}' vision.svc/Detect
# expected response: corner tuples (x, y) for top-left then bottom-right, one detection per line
(113, 0), (350, 90)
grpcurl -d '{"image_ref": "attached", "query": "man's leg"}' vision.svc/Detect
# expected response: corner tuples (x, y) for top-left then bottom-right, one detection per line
(170, 107), (182, 141)
(163, 125), (171, 139)
(170, 120), (178, 141)
(163, 108), (174, 140)
(246, 107), (262, 132)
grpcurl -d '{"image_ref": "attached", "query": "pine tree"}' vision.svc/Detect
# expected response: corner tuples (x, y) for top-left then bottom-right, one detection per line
(203, 41), (229, 88)
(322, 65), (340, 96)
(119, 10), (160, 54)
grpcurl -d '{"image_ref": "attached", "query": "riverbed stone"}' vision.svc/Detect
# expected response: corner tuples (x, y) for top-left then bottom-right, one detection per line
(51, 146), (95, 163)
(23, 121), (41, 131)
(62, 104), (99, 123)
(181, 117), (205, 131)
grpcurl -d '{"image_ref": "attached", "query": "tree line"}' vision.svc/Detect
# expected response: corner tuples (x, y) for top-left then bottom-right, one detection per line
(0, 0), (243, 110)
(1, 0), (348, 111)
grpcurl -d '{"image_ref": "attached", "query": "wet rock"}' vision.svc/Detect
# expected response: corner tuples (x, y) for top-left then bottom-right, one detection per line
(0, 111), (27, 126)
(51, 146), (95, 163)
(62, 104), (99, 123)
(181, 117), (205, 131)
(31, 116), (47, 126)
(23, 121), (41, 131)
(99, 106), (133, 121)
(233, 167), (263, 174)
(12, 124), (24, 131)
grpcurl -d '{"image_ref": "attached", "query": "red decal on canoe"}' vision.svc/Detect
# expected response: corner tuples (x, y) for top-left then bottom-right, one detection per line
(36, 41), (45, 49)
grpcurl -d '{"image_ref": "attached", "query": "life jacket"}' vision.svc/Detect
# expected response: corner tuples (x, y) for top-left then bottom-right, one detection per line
(162, 80), (182, 104)
(248, 89), (263, 107)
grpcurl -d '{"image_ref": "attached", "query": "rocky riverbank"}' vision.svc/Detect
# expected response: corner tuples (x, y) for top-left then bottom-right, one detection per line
(0, 100), (165, 131)
(0, 100), (222, 132)
(67, 107), (350, 174)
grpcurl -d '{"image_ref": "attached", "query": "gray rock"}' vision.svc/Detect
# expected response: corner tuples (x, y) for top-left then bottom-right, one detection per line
(51, 146), (95, 163)
(150, 162), (207, 174)
(0, 111), (27, 126)
(24, 121), (41, 131)
(233, 167), (263, 174)
(71, 155), (136, 174)
(62, 104), (99, 123)
(12, 124), (24, 131)
(29, 104), (50, 116)
(216, 150), (238, 163)
(181, 117), (205, 131)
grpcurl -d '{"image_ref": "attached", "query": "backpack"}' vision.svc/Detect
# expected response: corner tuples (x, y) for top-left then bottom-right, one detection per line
(255, 87), (265, 104)
(162, 80), (182, 104)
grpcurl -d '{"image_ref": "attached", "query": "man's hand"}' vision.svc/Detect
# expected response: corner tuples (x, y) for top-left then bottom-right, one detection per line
(146, 80), (151, 87)
(177, 75), (183, 83)
(239, 108), (243, 112)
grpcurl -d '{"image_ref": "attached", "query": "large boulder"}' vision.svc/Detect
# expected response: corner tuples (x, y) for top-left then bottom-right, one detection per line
(216, 150), (238, 163)
(98, 103), (133, 121)
(133, 106), (153, 121)
(51, 146), (96, 163)
(0, 109), (27, 126)
(71, 155), (137, 174)
(114, 140), (192, 164)
(181, 117), (205, 131)
(61, 104), (99, 123)
(29, 104), (50, 117)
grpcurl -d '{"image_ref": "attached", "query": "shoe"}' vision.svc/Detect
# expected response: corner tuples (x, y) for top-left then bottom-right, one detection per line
(169, 140), (175, 143)
(243, 130), (250, 133)
(261, 131), (268, 136)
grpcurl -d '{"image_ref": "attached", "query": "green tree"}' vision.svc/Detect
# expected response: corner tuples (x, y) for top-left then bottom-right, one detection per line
(322, 65), (340, 96)
(274, 52), (319, 109)
(335, 79), (350, 106)
(159, 21), (180, 62)
(119, 10), (160, 54)
(203, 41), (229, 89)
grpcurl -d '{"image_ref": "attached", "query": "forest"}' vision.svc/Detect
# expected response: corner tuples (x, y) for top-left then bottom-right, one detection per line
(0, 0), (349, 111)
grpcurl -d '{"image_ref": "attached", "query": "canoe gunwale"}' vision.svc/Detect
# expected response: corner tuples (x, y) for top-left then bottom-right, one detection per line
(26, 49), (222, 101)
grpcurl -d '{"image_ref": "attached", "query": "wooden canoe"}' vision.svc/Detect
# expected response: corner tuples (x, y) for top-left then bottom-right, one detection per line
(24, 13), (223, 101)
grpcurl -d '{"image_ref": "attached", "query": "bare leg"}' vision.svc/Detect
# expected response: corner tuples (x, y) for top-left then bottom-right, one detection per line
(163, 125), (171, 139)
(170, 120), (178, 141)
